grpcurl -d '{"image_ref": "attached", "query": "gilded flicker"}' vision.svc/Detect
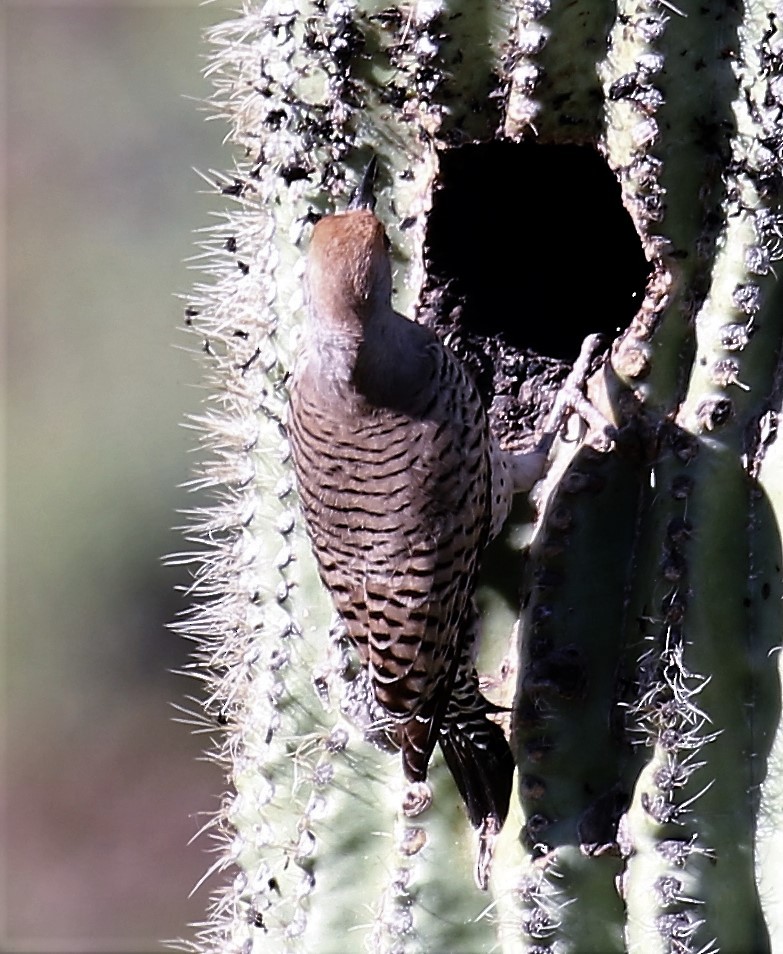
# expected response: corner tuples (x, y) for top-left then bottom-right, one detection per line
(287, 161), (548, 886)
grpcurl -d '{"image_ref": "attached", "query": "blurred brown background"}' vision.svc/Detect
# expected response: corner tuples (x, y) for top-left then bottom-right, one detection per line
(4, 2), (236, 950)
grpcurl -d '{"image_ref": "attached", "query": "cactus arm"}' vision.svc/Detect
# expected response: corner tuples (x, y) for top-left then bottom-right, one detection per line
(617, 3), (783, 948)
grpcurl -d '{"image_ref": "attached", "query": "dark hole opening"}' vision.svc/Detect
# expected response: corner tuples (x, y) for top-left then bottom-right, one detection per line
(423, 141), (651, 362)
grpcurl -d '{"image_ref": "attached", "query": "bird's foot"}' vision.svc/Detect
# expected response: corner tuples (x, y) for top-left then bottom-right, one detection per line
(475, 815), (501, 891)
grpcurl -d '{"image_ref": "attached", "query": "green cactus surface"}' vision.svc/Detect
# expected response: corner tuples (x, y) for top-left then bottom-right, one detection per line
(176, 2), (783, 952)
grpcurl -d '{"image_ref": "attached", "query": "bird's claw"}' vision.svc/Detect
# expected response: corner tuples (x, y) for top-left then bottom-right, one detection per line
(475, 815), (500, 891)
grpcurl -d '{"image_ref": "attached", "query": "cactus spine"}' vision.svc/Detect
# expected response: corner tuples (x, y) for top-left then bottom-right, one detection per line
(177, 1), (783, 952)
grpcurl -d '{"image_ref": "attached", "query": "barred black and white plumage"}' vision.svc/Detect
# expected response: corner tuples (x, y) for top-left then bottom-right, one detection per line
(287, 182), (523, 886)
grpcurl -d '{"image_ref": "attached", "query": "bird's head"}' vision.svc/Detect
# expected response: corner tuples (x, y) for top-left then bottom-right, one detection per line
(305, 208), (392, 333)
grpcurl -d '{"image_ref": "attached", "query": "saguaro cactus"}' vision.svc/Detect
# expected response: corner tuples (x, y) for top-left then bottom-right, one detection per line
(177, 2), (783, 952)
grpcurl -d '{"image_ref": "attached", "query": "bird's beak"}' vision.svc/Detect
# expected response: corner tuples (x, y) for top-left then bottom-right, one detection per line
(348, 155), (378, 211)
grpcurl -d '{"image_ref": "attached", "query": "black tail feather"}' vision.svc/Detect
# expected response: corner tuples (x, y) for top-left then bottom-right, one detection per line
(399, 716), (437, 783)
(438, 710), (515, 831)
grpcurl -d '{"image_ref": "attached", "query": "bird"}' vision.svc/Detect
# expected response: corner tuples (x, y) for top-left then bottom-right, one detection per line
(287, 159), (555, 888)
